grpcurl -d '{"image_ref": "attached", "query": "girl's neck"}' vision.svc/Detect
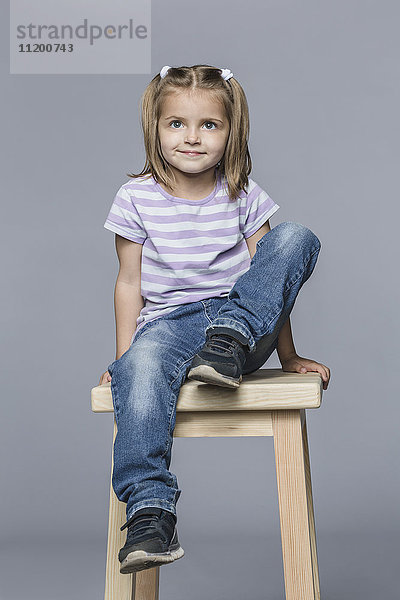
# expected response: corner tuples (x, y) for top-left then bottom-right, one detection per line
(161, 167), (219, 201)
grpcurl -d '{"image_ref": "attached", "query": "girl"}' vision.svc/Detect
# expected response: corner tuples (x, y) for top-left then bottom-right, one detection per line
(99, 64), (330, 574)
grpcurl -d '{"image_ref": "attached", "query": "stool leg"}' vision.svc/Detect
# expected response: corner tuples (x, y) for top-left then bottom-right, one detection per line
(105, 417), (135, 600)
(105, 418), (161, 600)
(272, 410), (316, 600)
(302, 413), (321, 600)
(134, 570), (160, 600)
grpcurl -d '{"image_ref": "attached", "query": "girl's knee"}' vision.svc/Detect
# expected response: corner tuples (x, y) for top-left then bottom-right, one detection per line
(109, 337), (175, 389)
(276, 221), (321, 252)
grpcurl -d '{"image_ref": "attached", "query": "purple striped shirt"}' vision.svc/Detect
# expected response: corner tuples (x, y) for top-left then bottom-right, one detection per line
(104, 172), (280, 339)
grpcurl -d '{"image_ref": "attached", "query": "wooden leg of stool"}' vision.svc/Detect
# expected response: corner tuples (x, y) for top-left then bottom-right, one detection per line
(272, 410), (315, 600)
(134, 570), (160, 600)
(302, 412), (321, 600)
(104, 417), (160, 600)
(105, 417), (135, 600)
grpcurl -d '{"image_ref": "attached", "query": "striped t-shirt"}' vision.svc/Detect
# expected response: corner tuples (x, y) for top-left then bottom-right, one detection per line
(104, 172), (280, 338)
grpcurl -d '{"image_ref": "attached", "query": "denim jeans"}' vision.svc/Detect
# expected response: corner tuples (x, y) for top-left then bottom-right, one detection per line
(107, 221), (321, 528)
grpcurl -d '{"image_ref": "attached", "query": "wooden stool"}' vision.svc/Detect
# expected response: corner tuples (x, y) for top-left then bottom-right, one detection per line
(91, 368), (323, 600)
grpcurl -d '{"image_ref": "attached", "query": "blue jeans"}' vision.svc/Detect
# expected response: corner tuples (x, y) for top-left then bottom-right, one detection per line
(107, 222), (321, 527)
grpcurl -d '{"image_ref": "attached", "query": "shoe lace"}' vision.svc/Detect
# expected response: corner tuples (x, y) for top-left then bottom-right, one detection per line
(121, 512), (159, 532)
(207, 334), (242, 355)
(121, 510), (175, 534)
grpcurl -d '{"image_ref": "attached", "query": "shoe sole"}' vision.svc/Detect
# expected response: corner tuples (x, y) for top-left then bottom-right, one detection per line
(187, 365), (242, 388)
(120, 544), (184, 574)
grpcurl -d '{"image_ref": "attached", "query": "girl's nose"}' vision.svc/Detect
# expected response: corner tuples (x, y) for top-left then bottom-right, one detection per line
(185, 129), (200, 143)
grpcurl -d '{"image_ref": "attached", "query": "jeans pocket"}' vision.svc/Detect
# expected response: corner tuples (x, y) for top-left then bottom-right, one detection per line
(133, 317), (161, 341)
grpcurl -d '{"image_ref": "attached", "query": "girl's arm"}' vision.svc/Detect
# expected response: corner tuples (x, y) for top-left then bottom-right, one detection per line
(114, 234), (144, 360)
(276, 317), (296, 363)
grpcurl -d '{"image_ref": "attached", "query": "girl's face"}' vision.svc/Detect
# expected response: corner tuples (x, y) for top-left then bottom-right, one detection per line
(157, 89), (230, 178)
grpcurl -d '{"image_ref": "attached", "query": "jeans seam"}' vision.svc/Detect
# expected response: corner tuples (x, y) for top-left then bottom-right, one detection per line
(110, 377), (120, 420)
(284, 247), (320, 293)
(161, 388), (177, 459)
(206, 319), (254, 348)
(127, 500), (177, 522)
(169, 352), (199, 388)
(263, 247), (320, 331)
(161, 353), (199, 458)
(201, 300), (213, 325)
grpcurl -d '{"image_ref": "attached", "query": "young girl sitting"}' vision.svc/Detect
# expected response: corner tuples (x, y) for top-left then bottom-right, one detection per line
(100, 63), (330, 574)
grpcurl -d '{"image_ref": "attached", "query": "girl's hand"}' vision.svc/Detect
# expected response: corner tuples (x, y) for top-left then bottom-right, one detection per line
(99, 370), (112, 386)
(280, 353), (330, 390)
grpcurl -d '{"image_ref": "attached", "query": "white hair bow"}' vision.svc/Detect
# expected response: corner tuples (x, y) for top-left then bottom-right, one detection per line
(159, 65), (171, 79)
(159, 65), (234, 81)
(218, 68), (233, 81)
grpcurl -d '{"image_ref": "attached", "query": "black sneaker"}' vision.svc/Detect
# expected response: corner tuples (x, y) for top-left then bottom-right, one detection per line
(118, 507), (184, 574)
(187, 329), (248, 388)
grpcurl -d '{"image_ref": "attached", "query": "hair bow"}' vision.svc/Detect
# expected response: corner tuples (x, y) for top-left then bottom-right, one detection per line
(219, 68), (233, 81)
(159, 65), (234, 81)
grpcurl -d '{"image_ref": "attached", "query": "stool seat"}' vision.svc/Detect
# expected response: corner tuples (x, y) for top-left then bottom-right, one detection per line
(92, 368), (322, 412)
(91, 368), (323, 600)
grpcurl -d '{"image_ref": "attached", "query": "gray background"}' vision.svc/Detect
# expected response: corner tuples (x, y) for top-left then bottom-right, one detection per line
(1, 1), (399, 599)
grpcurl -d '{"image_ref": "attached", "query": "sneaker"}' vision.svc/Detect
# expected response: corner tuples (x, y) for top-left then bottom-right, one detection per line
(187, 330), (248, 388)
(118, 507), (184, 574)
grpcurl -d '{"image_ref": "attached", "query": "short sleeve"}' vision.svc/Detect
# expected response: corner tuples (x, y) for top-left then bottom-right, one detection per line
(103, 185), (147, 244)
(242, 184), (280, 239)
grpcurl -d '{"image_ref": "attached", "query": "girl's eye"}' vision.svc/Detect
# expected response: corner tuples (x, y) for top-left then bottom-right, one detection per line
(168, 120), (217, 130)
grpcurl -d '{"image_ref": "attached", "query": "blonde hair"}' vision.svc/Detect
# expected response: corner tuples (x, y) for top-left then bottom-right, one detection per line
(127, 64), (252, 201)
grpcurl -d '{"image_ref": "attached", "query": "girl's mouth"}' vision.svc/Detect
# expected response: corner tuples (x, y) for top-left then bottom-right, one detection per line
(178, 151), (205, 156)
